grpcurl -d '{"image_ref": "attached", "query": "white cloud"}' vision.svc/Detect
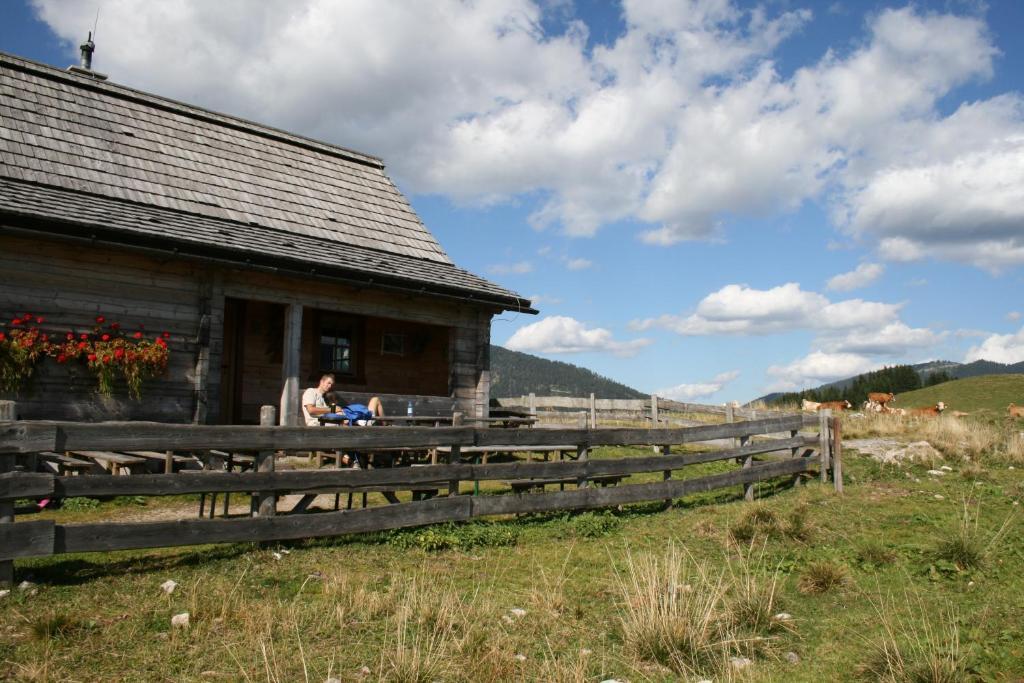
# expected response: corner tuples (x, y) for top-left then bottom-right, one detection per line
(565, 257), (593, 271)
(964, 327), (1024, 364)
(826, 263), (883, 291)
(487, 261), (533, 275)
(504, 315), (651, 356)
(1008, 311), (1022, 322)
(29, 2), (1022, 269)
(633, 282), (901, 336)
(657, 370), (740, 401)
(766, 351), (877, 392)
(818, 322), (944, 355)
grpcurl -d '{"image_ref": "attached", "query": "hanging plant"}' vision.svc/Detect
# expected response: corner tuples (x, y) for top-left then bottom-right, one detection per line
(2, 311), (171, 399)
(0, 313), (49, 393)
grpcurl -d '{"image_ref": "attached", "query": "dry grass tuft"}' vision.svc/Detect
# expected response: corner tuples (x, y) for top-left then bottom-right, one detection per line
(861, 590), (970, 683)
(933, 499), (1015, 571)
(798, 561), (849, 594)
(615, 544), (756, 678)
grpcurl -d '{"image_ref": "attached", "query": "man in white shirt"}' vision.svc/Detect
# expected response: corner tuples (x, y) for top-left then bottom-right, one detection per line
(301, 373), (384, 427)
(301, 374), (336, 427)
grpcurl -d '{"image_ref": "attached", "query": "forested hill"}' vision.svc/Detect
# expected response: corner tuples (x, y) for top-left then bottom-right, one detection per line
(489, 345), (645, 399)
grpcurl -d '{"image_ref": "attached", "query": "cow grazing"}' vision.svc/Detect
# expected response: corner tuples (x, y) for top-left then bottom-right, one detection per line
(907, 402), (946, 417)
(801, 399), (821, 412)
(1009, 403), (1024, 418)
(818, 400), (852, 412)
(867, 392), (896, 406)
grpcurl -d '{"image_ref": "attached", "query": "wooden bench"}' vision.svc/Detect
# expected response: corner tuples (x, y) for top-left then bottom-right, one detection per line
(69, 450), (148, 476)
(121, 451), (199, 472)
(38, 451), (94, 476)
(506, 474), (625, 493)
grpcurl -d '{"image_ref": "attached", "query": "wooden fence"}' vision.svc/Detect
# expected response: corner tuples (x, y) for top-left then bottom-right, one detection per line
(0, 410), (839, 583)
(494, 393), (790, 426)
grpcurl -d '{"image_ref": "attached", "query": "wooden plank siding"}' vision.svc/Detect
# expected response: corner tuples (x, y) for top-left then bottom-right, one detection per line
(0, 233), (497, 423)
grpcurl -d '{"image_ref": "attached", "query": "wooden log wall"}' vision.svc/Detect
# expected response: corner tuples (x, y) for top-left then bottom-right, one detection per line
(0, 234), (500, 423)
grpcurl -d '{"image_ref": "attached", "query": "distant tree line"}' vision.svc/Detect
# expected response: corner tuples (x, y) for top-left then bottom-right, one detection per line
(770, 365), (953, 406)
(489, 345), (645, 399)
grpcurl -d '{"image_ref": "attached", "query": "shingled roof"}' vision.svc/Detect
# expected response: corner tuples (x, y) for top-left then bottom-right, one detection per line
(0, 52), (535, 313)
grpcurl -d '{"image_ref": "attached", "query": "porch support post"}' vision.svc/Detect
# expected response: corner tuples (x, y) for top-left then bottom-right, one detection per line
(279, 304), (303, 426)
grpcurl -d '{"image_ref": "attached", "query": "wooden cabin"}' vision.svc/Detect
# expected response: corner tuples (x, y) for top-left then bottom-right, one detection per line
(0, 52), (535, 424)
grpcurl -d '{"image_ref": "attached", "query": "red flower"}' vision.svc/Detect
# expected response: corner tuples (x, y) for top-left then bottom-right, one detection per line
(77, 341), (87, 350)
(156, 338), (167, 348)
(40, 334), (48, 342)
(66, 332), (74, 340)
(22, 313), (33, 321)
(80, 333), (88, 340)
(11, 319), (22, 326)
(0, 332), (5, 341)
(87, 353), (97, 362)
(133, 331), (143, 339)
(102, 355), (111, 364)
(56, 354), (67, 363)
(111, 322), (120, 330)
(114, 348), (125, 360)
(101, 334), (110, 342)
(95, 316), (105, 324)
(161, 331), (171, 339)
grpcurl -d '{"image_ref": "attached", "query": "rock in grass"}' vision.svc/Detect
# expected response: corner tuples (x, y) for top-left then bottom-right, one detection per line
(508, 607), (527, 618)
(514, 653), (527, 662)
(0, 589), (8, 599)
(17, 580), (33, 591)
(786, 651), (801, 664)
(730, 656), (753, 671)
(160, 580), (178, 595)
(171, 612), (190, 629)
(934, 494), (945, 500)
(772, 612), (793, 622)
(325, 678), (342, 683)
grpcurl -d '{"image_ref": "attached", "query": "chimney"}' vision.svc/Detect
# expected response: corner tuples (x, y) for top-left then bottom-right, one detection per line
(67, 31), (108, 81)
(80, 31), (95, 70)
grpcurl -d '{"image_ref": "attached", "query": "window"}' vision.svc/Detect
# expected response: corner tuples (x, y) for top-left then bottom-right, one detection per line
(318, 313), (362, 378)
(381, 333), (405, 356)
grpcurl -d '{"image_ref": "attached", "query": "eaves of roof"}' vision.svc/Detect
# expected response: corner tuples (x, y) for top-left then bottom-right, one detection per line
(0, 177), (538, 315)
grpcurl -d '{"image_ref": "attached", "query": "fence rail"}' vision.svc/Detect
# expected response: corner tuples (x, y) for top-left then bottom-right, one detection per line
(0, 410), (839, 574)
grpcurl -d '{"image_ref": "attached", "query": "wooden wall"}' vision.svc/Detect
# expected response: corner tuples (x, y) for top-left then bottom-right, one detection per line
(0, 233), (496, 422)
(0, 233), (214, 422)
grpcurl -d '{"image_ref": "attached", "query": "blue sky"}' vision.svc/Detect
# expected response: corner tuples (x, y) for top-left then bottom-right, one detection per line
(3, 0), (1024, 402)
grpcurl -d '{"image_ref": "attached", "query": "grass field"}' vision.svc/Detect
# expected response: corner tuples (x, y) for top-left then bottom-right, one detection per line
(894, 374), (1024, 415)
(3, 430), (1024, 681)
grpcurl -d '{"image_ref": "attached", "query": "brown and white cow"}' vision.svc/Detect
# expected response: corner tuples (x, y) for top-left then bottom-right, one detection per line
(867, 392), (896, 407)
(801, 399), (821, 412)
(907, 402), (946, 417)
(818, 400), (852, 412)
(1009, 403), (1024, 418)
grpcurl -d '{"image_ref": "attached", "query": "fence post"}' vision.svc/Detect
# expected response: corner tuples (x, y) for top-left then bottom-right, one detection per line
(790, 428), (802, 487)
(449, 412), (463, 497)
(256, 405), (277, 517)
(818, 409), (832, 483)
(831, 417), (843, 493)
(651, 395), (660, 454)
(661, 443), (672, 507)
(740, 434), (754, 501)
(589, 393), (596, 429)
(725, 403), (736, 448)
(528, 392), (536, 418)
(0, 400), (16, 587)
